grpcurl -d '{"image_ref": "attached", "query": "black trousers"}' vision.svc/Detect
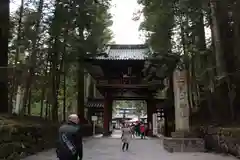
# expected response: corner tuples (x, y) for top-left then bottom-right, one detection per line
(122, 142), (129, 151)
(59, 157), (81, 160)
(58, 154), (80, 160)
(141, 132), (145, 139)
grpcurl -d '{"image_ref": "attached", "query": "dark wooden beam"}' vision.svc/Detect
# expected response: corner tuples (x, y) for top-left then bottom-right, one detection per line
(85, 60), (145, 78)
(96, 84), (149, 89)
(112, 96), (148, 100)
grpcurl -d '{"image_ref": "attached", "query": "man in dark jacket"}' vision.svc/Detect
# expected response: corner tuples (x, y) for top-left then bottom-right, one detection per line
(56, 114), (83, 160)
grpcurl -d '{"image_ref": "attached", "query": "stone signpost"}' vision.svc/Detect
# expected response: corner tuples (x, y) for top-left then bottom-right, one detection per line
(163, 69), (205, 152)
(173, 69), (189, 132)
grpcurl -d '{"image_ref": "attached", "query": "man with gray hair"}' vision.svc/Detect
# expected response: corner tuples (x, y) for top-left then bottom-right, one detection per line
(56, 114), (83, 160)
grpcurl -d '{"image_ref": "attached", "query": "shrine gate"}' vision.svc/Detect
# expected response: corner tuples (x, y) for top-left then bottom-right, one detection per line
(84, 44), (176, 136)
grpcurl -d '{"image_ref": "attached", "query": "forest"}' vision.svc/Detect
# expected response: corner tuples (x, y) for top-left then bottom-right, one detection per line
(0, 0), (240, 125)
(136, 0), (240, 125)
(0, 0), (114, 122)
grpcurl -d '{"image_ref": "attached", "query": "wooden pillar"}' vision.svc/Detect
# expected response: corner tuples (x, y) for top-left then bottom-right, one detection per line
(164, 74), (175, 137)
(164, 108), (169, 136)
(103, 92), (112, 136)
(147, 98), (155, 136)
(87, 109), (91, 121)
(108, 99), (113, 133)
(164, 106), (175, 137)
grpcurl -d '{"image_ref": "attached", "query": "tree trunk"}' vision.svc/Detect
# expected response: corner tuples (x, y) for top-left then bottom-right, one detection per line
(48, 0), (63, 121)
(210, 0), (233, 123)
(180, 16), (193, 111)
(40, 52), (51, 117)
(0, 0), (9, 113)
(15, 0), (24, 63)
(40, 87), (45, 117)
(217, 1), (234, 75)
(233, 0), (240, 73)
(22, 0), (44, 114)
(209, 0), (226, 77)
(63, 66), (66, 121)
(21, 83), (30, 115)
(193, 9), (209, 110)
(13, 86), (23, 114)
(54, 51), (64, 121)
(50, 49), (59, 121)
(232, 0), (240, 121)
(12, 0), (24, 114)
(27, 89), (31, 115)
(62, 32), (67, 121)
(45, 101), (48, 119)
(77, 58), (85, 123)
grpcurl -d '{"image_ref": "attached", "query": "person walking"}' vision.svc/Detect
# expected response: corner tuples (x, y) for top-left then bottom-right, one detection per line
(135, 122), (140, 137)
(121, 123), (132, 151)
(130, 123), (135, 138)
(144, 123), (148, 137)
(56, 114), (83, 160)
(140, 123), (145, 139)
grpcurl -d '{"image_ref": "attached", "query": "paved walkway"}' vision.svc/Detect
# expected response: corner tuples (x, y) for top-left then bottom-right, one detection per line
(22, 130), (238, 160)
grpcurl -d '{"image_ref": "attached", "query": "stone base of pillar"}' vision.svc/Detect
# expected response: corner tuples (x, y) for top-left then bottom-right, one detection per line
(148, 130), (153, 137)
(163, 137), (205, 152)
(103, 131), (112, 136)
(171, 130), (194, 138)
(163, 130), (205, 152)
(103, 126), (109, 136)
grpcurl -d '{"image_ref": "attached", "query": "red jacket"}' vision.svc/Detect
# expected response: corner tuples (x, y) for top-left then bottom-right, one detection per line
(140, 124), (145, 133)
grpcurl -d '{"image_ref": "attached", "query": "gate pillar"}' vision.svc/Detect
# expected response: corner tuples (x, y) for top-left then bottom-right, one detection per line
(108, 98), (113, 133)
(103, 92), (112, 136)
(147, 98), (155, 136)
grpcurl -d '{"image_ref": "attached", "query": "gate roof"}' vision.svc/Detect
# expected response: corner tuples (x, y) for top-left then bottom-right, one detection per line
(94, 44), (150, 60)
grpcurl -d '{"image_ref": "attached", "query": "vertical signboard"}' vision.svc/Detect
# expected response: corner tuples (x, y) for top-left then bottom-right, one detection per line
(152, 113), (158, 135)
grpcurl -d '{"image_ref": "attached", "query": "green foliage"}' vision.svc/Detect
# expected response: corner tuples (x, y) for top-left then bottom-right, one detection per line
(8, 0), (113, 118)
(114, 100), (146, 115)
(138, 0), (175, 54)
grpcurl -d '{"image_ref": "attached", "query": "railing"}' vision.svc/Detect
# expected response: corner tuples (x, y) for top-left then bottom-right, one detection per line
(97, 78), (145, 85)
(98, 80), (108, 85)
(148, 80), (161, 85)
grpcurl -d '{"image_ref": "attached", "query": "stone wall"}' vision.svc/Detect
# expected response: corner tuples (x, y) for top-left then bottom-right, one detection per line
(201, 127), (240, 158)
(163, 137), (205, 152)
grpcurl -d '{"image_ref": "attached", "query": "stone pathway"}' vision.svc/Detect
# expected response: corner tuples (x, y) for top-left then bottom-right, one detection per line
(110, 130), (148, 139)
(22, 130), (238, 160)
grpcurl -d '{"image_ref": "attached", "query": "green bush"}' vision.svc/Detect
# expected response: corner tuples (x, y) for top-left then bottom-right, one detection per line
(0, 122), (58, 159)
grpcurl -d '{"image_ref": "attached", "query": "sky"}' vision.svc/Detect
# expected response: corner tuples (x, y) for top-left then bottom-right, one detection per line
(10, 0), (144, 44)
(109, 0), (144, 44)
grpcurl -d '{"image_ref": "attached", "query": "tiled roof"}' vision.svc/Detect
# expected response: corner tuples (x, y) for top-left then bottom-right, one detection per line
(96, 44), (150, 60)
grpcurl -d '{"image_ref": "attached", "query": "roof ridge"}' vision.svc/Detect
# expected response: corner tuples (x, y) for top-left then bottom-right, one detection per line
(92, 44), (150, 60)
(108, 44), (148, 49)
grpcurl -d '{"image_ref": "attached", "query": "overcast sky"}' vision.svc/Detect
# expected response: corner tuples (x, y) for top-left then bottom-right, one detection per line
(109, 0), (144, 44)
(10, 0), (144, 44)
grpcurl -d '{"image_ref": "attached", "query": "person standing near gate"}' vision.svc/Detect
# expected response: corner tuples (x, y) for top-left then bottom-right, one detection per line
(135, 122), (140, 137)
(140, 122), (145, 139)
(130, 123), (135, 138)
(121, 123), (132, 151)
(56, 114), (83, 160)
